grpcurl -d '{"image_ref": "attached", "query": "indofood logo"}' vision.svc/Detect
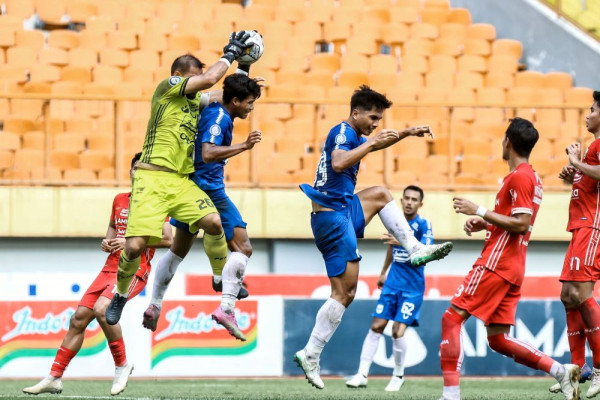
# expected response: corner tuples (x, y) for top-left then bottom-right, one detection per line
(0, 303), (105, 369)
(150, 301), (258, 367)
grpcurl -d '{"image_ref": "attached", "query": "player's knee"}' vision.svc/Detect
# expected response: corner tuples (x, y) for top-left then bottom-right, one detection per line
(560, 286), (582, 307)
(69, 312), (89, 332)
(370, 323), (385, 334)
(93, 303), (108, 322)
(238, 241), (252, 258)
(199, 213), (223, 236)
(372, 186), (393, 206)
(487, 334), (507, 354)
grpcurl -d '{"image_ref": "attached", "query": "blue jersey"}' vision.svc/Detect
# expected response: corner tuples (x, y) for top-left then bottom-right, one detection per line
(300, 121), (367, 211)
(191, 102), (233, 191)
(384, 214), (433, 294)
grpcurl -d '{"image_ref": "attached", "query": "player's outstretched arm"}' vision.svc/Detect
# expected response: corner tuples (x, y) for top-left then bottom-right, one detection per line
(148, 221), (174, 249)
(377, 240), (394, 288)
(331, 130), (398, 172)
(184, 31), (252, 94)
(453, 196), (531, 234)
(201, 131), (262, 163)
(567, 143), (600, 180)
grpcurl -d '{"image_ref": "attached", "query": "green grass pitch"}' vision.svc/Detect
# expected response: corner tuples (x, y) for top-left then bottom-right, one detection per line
(2, 377), (570, 400)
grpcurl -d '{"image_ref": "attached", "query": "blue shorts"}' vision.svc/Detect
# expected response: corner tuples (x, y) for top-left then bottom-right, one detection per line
(170, 188), (246, 241)
(311, 195), (365, 277)
(372, 286), (423, 327)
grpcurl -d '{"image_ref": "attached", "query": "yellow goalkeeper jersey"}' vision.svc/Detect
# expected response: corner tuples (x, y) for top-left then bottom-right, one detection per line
(140, 76), (202, 175)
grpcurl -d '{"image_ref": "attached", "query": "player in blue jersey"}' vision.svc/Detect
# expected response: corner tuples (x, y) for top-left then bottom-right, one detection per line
(142, 73), (262, 342)
(346, 185), (431, 392)
(293, 86), (454, 389)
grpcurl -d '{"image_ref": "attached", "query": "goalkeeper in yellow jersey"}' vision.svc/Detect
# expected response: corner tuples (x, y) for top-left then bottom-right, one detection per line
(105, 31), (253, 326)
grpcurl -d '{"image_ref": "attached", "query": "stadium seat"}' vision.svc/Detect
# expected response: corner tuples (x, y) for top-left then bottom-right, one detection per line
(492, 39), (523, 59)
(458, 55), (487, 73)
(448, 8), (472, 25)
(63, 168), (97, 182)
(6, 46), (37, 66)
(14, 148), (44, 171)
(53, 133), (85, 153)
(485, 72), (515, 89)
(544, 72), (573, 89)
(515, 71), (545, 88)
(448, 87), (475, 122)
(85, 15), (116, 33)
(99, 48), (129, 68)
(310, 53), (341, 75)
(48, 30), (79, 50)
(468, 23), (497, 41)
(403, 38), (434, 57)
(421, 9), (450, 26)
(464, 38), (491, 56)
(66, 0), (98, 24)
(0, 131), (20, 151)
(432, 38), (462, 56)
(15, 30), (44, 49)
(409, 23), (439, 40)
(39, 47), (69, 66)
(78, 31), (107, 51)
(93, 65), (123, 83)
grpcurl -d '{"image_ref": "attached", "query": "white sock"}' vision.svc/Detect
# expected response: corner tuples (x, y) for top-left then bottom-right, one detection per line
(220, 252), (249, 313)
(358, 329), (381, 377)
(392, 336), (407, 377)
(150, 250), (183, 308)
(305, 298), (346, 361)
(213, 275), (222, 284)
(442, 385), (460, 400)
(379, 200), (422, 254)
(550, 362), (564, 381)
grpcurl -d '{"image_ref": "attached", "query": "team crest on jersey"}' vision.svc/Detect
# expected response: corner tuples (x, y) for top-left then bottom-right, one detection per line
(335, 133), (346, 145)
(169, 76), (182, 86)
(209, 124), (221, 136)
(375, 304), (384, 314)
(509, 188), (517, 203)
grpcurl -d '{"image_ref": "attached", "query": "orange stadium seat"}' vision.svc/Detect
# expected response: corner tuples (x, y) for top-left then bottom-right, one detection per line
(85, 16), (116, 33)
(167, 34), (200, 52)
(6, 46), (37, 66)
(340, 54), (369, 73)
(67, 48), (97, 68)
(93, 65), (123, 83)
(97, 0), (126, 19)
(15, 29), (44, 49)
(468, 23), (497, 41)
(107, 31), (137, 51)
(3, 0), (34, 18)
(475, 87), (506, 123)
(138, 32), (168, 52)
(63, 168), (97, 182)
(125, 1), (155, 21)
(310, 53), (341, 75)
(0, 131), (20, 151)
(390, 6), (420, 24)
(14, 148), (44, 171)
(426, 71), (455, 89)
(456, 72), (484, 89)
(448, 8), (472, 25)
(429, 54), (457, 73)
(432, 38), (462, 56)
(439, 23), (468, 41)
(0, 27), (16, 48)
(403, 38), (434, 57)
(400, 54), (428, 74)
(410, 23), (439, 40)
(515, 71), (545, 88)
(544, 72), (573, 89)
(0, 149), (15, 171)
(39, 47), (68, 66)
(421, 9), (450, 26)
(485, 72), (515, 89)
(129, 49), (159, 69)
(53, 133), (85, 153)
(326, 86), (354, 102)
(48, 30), (79, 50)
(29, 65), (61, 83)
(448, 87), (475, 122)
(66, 0), (98, 24)
(337, 71), (369, 89)
(464, 38), (491, 56)
(458, 55), (487, 73)
(78, 31), (107, 51)
(492, 39), (523, 59)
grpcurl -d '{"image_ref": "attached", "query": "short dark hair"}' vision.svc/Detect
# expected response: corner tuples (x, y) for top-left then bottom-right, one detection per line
(222, 74), (261, 104)
(593, 90), (600, 106)
(505, 118), (539, 157)
(350, 85), (393, 112)
(131, 152), (142, 169)
(403, 185), (424, 200)
(171, 54), (205, 76)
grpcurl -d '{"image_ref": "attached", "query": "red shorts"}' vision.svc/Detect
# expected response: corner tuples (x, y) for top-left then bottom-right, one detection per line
(560, 228), (600, 282)
(79, 270), (146, 310)
(451, 265), (521, 326)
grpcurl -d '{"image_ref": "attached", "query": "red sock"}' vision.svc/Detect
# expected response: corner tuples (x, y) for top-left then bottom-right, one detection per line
(108, 338), (127, 367)
(440, 307), (465, 387)
(579, 297), (600, 368)
(487, 333), (555, 373)
(566, 307), (587, 367)
(50, 346), (77, 378)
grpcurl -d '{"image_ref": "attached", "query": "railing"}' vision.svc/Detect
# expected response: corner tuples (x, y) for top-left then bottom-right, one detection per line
(0, 93), (591, 191)
(539, 0), (600, 41)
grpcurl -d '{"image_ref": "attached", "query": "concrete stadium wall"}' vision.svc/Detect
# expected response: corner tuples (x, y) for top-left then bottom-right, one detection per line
(452, 0), (600, 89)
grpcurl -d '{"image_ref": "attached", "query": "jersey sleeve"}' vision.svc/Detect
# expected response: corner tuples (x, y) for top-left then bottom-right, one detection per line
(154, 76), (190, 100)
(201, 111), (230, 146)
(507, 172), (535, 215)
(420, 218), (434, 245)
(585, 140), (600, 166)
(333, 125), (358, 152)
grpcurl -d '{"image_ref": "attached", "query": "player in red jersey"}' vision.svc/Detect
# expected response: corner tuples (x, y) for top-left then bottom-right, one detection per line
(551, 90), (600, 398)
(22, 153), (172, 397)
(439, 118), (581, 400)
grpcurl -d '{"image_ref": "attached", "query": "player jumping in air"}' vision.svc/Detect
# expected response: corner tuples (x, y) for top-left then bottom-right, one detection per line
(143, 74), (262, 341)
(549, 90), (600, 397)
(440, 118), (581, 400)
(23, 153), (172, 396)
(294, 85), (453, 389)
(346, 185), (433, 392)
(105, 32), (254, 326)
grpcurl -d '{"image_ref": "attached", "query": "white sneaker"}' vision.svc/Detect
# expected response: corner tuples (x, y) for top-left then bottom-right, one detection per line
(385, 376), (404, 391)
(293, 349), (324, 389)
(549, 382), (561, 393)
(110, 362), (134, 395)
(559, 364), (581, 400)
(410, 242), (453, 266)
(23, 376), (63, 394)
(587, 368), (600, 398)
(345, 373), (368, 388)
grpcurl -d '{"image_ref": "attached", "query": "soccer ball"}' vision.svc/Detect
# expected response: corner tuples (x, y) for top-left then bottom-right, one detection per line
(237, 30), (264, 64)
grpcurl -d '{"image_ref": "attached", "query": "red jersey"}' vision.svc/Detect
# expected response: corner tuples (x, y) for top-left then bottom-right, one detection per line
(103, 192), (154, 281)
(568, 139), (600, 232)
(475, 163), (543, 286)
